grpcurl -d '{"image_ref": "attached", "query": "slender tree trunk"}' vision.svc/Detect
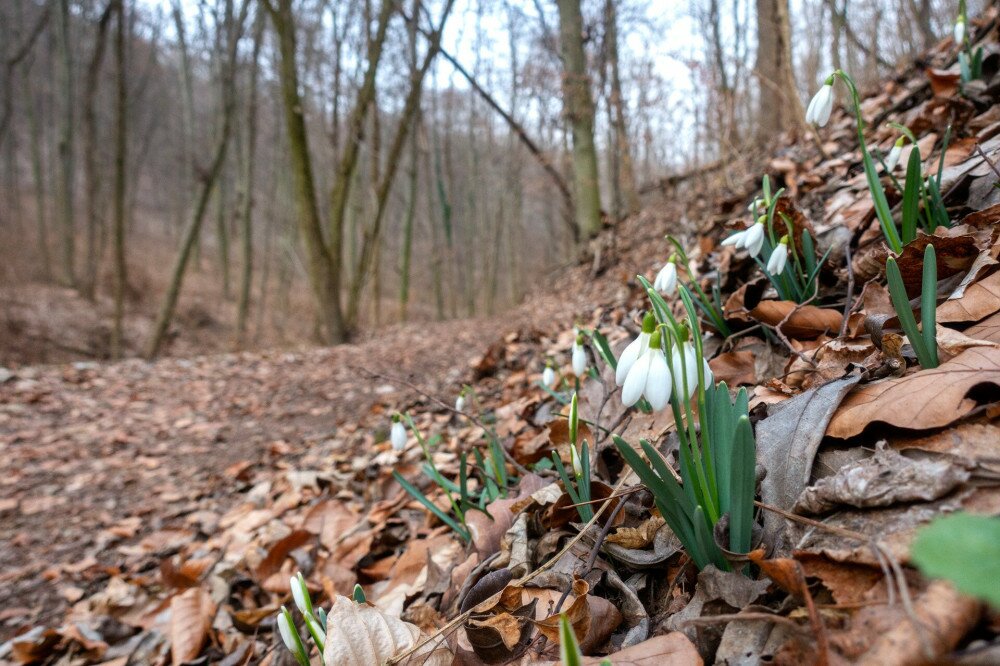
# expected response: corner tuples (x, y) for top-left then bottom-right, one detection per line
(110, 0), (127, 358)
(754, 0), (804, 142)
(216, 163), (231, 298)
(82, 3), (114, 300)
(147, 0), (247, 357)
(237, 12), (263, 343)
(171, 0), (195, 241)
(398, 0), (419, 322)
(604, 0), (639, 216)
(54, 0), (77, 286)
(555, 0), (602, 240)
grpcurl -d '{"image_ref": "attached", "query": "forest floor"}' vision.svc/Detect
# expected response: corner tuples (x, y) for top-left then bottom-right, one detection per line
(4, 14), (1000, 666)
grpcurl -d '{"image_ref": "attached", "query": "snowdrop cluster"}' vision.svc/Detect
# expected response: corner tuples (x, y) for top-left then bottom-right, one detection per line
(805, 75), (835, 127)
(721, 217), (766, 258)
(277, 573), (327, 666)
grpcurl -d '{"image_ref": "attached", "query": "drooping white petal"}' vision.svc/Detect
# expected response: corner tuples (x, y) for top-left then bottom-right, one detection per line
(744, 223), (765, 258)
(621, 350), (652, 407)
(654, 262), (677, 295)
(543, 366), (556, 387)
(671, 343), (699, 401)
(571, 445), (583, 477)
(615, 333), (648, 386)
(885, 144), (903, 171)
(643, 350), (672, 411)
(703, 358), (714, 387)
(806, 84), (834, 127)
(455, 395), (466, 412)
(954, 19), (965, 44)
(277, 609), (297, 652)
(390, 421), (407, 451)
(767, 245), (788, 275)
(572, 342), (587, 377)
(721, 229), (746, 247)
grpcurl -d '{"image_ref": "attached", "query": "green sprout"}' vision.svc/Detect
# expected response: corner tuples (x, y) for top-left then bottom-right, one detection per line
(552, 393), (594, 523)
(885, 244), (939, 368)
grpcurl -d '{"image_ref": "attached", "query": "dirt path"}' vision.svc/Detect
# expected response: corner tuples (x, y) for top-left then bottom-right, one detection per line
(0, 289), (585, 638)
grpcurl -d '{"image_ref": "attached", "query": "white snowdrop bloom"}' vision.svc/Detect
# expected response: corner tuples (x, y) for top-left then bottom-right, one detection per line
(742, 221), (766, 258)
(390, 419), (407, 451)
(767, 236), (789, 276)
(542, 365), (556, 387)
(290, 574), (309, 615)
(455, 393), (466, 412)
(571, 445), (583, 478)
(622, 330), (672, 411)
(747, 197), (765, 214)
(653, 258), (678, 296)
(885, 137), (905, 171)
(616, 313), (656, 386)
(954, 17), (966, 44)
(805, 80), (834, 127)
(572, 337), (588, 377)
(277, 607), (299, 653)
(721, 218), (765, 257)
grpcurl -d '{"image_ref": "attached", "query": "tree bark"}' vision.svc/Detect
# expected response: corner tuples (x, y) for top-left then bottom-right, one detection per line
(754, 0), (804, 143)
(236, 12), (263, 344)
(555, 0), (602, 240)
(604, 0), (639, 217)
(53, 0), (77, 286)
(110, 0), (127, 358)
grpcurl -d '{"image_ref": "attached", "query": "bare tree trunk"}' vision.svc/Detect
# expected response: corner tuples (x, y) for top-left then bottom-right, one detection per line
(110, 0), (127, 358)
(54, 0), (77, 286)
(171, 0), (195, 241)
(146, 0), (247, 358)
(754, 0), (805, 143)
(236, 12), (263, 344)
(907, 0), (934, 51)
(604, 0), (639, 216)
(555, 0), (602, 240)
(81, 3), (114, 300)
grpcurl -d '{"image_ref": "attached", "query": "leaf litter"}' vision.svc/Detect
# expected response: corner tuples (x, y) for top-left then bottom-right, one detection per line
(4, 12), (1000, 666)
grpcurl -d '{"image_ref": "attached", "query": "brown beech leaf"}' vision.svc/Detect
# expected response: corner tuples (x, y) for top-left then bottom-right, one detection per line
(826, 347), (1000, 439)
(323, 595), (452, 666)
(927, 68), (961, 97)
(169, 587), (216, 666)
(532, 579), (592, 644)
(937, 270), (1000, 323)
(749, 301), (843, 339)
(467, 613), (524, 650)
(893, 233), (981, 299)
(708, 351), (756, 386)
(964, 311), (1000, 343)
(254, 530), (312, 581)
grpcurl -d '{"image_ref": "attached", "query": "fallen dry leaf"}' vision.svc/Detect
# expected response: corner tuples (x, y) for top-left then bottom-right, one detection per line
(937, 270), (1000, 323)
(750, 301), (843, 339)
(169, 587), (217, 666)
(826, 347), (1000, 438)
(708, 351), (756, 386)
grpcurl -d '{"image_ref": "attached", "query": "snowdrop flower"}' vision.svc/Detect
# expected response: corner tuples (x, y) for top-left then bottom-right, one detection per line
(542, 362), (556, 388)
(616, 313), (656, 386)
(622, 329), (671, 410)
(571, 445), (583, 478)
(805, 75), (835, 127)
(290, 573), (311, 616)
(885, 136), (905, 171)
(572, 335), (588, 377)
(277, 606), (307, 665)
(767, 236), (789, 276)
(747, 197), (765, 214)
(390, 415), (407, 451)
(455, 390), (466, 412)
(721, 217), (766, 258)
(668, 327), (713, 402)
(954, 16), (966, 44)
(653, 255), (678, 296)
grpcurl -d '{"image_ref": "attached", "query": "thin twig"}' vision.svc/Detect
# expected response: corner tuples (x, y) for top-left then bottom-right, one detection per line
(683, 611), (810, 633)
(839, 239), (855, 338)
(976, 144), (1000, 182)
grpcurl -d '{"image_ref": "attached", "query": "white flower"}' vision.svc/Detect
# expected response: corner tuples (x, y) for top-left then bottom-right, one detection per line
(721, 220), (765, 258)
(616, 313), (656, 386)
(885, 137), (904, 171)
(290, 574), (310, 615)
(668, 340), (712, 401)
(747, 197), (765, 214)
(622, 330), (672, 411)
(390, 419), (407, 451)
(542, 365), (556, 387)
(277, 607), (299, 653)
(954, 17), (966, 44)
(653, 259), (677, 296)
(572, 338), (588, 377)
(805, 82), (834, 127)
(455, 394), (466, 412)
(767, 237), (789, 275)
(571, 445), (583, 478)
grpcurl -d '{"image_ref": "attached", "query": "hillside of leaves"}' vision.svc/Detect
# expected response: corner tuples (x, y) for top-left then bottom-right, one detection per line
(4, 10), (1000, 666)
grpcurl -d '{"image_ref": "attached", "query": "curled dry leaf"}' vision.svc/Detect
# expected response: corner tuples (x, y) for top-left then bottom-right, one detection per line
(322, 595), (452, 666)
(708, 351), (756, 386)
(749, 301), (843, 340)
(532, 579), (591, 645)
(826, 347), (1000, 439)
(892, 233), (981, 299)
